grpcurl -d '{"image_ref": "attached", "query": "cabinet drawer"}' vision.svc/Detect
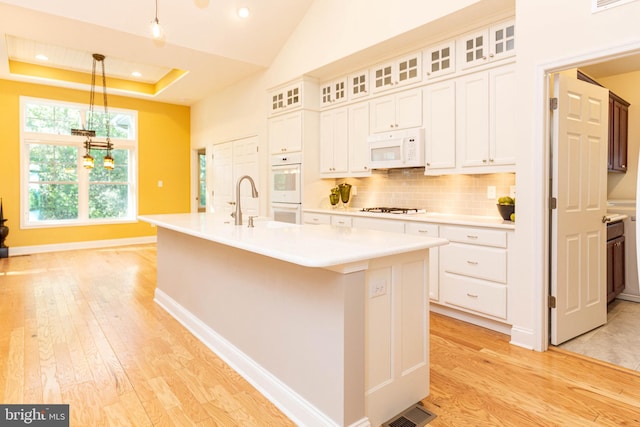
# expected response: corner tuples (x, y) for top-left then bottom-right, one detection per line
(405, 222), (438, 237)
(441, 243), (506, 283)
(441, 273), (507, 319)
(352, 217), (405, 233)
(440, 225), (507, 248)
(607, 221), (624, 240)
(331, 216), (352, 228)
(303, 213), (330, 225)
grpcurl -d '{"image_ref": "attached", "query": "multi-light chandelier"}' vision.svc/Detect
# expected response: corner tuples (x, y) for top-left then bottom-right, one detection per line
(71, 53), (114, 170)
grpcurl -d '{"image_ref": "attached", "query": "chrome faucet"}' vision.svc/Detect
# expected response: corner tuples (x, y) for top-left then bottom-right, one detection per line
(234, 175), (259, 226)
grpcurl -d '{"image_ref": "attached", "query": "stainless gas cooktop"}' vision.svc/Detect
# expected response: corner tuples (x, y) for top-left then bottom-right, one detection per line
(361, 207), (425, 214)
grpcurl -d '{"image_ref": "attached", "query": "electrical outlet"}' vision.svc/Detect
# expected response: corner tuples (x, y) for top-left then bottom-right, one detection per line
(369, 280), (388, 298)
(158, 180), (163, 188)
(351, 186), (357, 196)
(487, 186), (496, 199)
(510, 185), (516, 198)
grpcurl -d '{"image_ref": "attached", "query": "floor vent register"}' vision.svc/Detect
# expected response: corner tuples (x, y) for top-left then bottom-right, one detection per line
(382, 403), (437, 427)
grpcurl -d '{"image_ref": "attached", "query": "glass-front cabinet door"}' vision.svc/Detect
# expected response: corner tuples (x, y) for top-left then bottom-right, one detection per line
(349, 70), (369, 100)
(424, 41), (456, 79)
(320, 78), (347, 107)
(459, 28), (488, 70)
(490, 20), (515, 61)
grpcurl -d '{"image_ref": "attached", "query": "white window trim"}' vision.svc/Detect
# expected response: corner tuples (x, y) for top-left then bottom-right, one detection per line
(19, 96), (139, 229)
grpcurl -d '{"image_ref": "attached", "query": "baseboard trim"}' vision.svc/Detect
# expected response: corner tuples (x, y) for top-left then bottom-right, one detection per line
(154, 289), (363, 427)
(8, 236), (157, 255)
(617, 293), (640, 303)
(430, 303), (512, 335)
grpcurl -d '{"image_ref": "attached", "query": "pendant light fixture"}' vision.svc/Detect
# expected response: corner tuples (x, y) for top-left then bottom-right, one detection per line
(150, 0), (164, 40)
(71, 53), (114, 170)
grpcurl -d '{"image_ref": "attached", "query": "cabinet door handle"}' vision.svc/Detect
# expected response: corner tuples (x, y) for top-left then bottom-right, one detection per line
(467, 260), (479, 265)
(418, 229), (430, 234)
(466, 293), (479, 298)
(466, 235), (479, 239)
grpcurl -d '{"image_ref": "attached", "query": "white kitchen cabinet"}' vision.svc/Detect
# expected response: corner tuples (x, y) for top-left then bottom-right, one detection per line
(351, 217), (406, 233)
(423, 40), (456, 80)
(405, 222), (440, 301)
(331, 216), (352, 228)
(348, 102), (371, 176)
(302, 210), (515, 325)
(424, 80), (456, 174)
(458, 19), (515, 70)
(456, 65), (516, 172)
(370, 52), (422, 93)
(269, 110), (302, 154)
(270, 82), (302, 115)
(439, 225), (508, 320)
(320, 107), (349, 175)
(349, 69), (369, 101)
(269, 78), (319, 116)
(369, 88), (422, 133)
(320, 78), (347, 108)
(303, 212), (352, 227)
(319, 102), (371, 178)
(303, 212), (331, 225)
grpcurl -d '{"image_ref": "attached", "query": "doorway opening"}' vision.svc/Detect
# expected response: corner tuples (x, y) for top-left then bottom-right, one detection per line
(545, 47), (640, 371)
(197, 148), (207, 212)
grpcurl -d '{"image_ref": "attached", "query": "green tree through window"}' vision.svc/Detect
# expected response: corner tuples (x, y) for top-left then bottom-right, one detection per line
(21, 97), (137, 226)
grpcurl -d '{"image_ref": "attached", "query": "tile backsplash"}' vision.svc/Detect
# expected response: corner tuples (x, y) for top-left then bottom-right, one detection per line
(338, 169), (516, 217)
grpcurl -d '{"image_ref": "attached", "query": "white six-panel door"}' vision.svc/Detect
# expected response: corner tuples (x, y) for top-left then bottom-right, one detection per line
(550, 73), (609, 345)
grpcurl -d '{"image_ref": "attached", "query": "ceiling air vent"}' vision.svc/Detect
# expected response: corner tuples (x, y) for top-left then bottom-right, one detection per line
(592, 0), (639, 12)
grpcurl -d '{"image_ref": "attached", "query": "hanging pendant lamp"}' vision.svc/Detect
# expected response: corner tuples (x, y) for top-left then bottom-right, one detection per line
(150, 0), (164, 40)
(71, 53), (114, 170)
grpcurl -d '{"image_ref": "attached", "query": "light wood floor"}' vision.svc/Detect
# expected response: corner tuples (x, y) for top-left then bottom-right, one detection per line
(1, 245), (640, 426)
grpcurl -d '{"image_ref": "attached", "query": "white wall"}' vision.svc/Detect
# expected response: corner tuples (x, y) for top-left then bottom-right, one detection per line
(514, 0), (640, 350)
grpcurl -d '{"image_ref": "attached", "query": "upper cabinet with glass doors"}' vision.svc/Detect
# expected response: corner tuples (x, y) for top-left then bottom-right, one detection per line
(320, 78), (348, 108)
(268, 78), (319, 116)
(424, 41), (456, 80)
(458, 19), (515, 70)
(348, 69), (369, 101)
(370, 51), (422, 93)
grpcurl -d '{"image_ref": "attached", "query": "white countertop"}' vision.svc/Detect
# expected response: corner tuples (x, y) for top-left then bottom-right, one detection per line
(304, 208), (516, 229)
(606, 213), (628, 223)
(139, 213), (448, 268)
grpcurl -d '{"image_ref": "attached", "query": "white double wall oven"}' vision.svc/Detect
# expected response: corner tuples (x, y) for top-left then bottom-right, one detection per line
(270, 152), (302, 224)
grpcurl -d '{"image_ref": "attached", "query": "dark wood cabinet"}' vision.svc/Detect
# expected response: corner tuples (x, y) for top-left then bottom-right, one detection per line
(609, 93), (629, 172)
(578, 70), (630, 173)
(606, 220), (625, 303)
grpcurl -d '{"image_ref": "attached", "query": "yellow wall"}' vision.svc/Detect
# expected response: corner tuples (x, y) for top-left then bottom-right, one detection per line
(0, 79), (191, 248)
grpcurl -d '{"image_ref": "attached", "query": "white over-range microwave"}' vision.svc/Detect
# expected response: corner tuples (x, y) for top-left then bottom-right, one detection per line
(367, 127), (425, 169)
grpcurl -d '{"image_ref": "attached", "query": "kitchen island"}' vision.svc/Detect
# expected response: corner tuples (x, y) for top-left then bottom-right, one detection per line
(138, 213), (447, 427)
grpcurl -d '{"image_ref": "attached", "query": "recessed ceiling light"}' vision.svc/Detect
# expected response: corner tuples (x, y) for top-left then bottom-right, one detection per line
(35, 54), (48, 61)
(238, 7), (250, 18)
(131, 71), (142, 77)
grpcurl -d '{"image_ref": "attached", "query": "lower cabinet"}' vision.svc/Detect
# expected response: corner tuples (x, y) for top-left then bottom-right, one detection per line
(439, 225), (509, 320)
(405, 222), (440, 301)
(302, 212), (331, 225)
(303, 211), (513, 324)
(302, 212), (352, 227)
(351, 216), (405, 233)
(607, 220), (625, 303)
